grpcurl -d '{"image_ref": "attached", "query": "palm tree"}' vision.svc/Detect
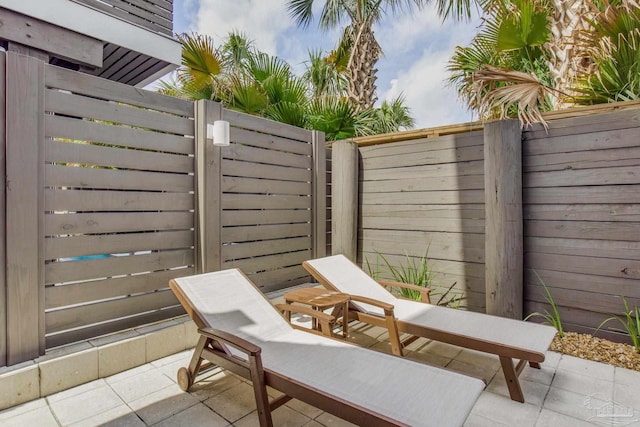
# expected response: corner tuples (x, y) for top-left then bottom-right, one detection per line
(447, 0), (640, 125)
(287, 0), (428, 113)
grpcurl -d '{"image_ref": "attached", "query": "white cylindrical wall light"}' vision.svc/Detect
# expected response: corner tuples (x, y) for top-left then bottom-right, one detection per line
(206, 120), (230, 146)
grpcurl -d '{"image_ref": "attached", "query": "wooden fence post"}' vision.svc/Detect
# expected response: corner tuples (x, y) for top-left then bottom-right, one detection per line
(312, 131), (327, 259)
(331, 140), (359, 261)
(0, 52), (6, 366)
(194, 100), (223, 273)
(484, 119), (523, 319)
(5, 52), (45, 364)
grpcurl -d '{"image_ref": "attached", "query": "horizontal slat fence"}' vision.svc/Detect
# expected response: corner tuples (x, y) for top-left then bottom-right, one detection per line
(523, 109), (640, 341)
(43, 64), (194, 347)
(71, 0), (173, 36)
(219, 110), (316, 292)
(357, 131), (486, 311)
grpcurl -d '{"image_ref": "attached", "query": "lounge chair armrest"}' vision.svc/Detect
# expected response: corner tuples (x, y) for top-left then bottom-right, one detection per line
(348, 295), (395, 316)
(198, 327), (261, 356)
(275, 303), (336, 324)
(377, 280), (431, 304)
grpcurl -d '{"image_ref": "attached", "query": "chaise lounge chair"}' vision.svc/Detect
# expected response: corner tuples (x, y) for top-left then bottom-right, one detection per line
(303, 255), (557, 403)
(170, 269), (485, 427)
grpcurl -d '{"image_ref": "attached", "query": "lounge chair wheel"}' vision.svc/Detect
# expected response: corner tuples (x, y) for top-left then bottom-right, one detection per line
(177, 367), (192, 391)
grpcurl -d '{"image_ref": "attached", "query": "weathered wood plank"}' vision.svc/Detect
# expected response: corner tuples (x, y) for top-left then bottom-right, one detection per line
(222, 210), (311, 227)
(45, 249), (194, 284)
(6, 53), (44, 363)
(53, 162), (190, 191)
(525, 220), (640, 241)
(332, 141), (358, 260)
(525, 166), (639, 188)
(362, 174), (484, 193)
(222, 194), (311, 210)
(251, 268), (310, 291)
(225, 108), (311, 142)
(361, 190), (485, 205)
(45, 164), (193, 193)
(0, 8), (102, 67)
(362, 145), (484, 170)
(524, 268), (640, 296)
(45, 65), (192, 116)
(526, 237), (640, 261)
(224, 143), (311, 169)
(46, 140), (193, 174)
(524, 204), (640, 222)
(45, 116), (194, 155)
(46, 306), (185, 349)
(524, 109), (640, 141)
(524, 146), (640, 173)
(526, 284), (640, 314)
(45, 212), (193, 235)
(45, 230), (193, 260)
(359, 252), (485, 279)
(524, 125), (640, 156)
(524, 185), (640, 204)
(222, 237), (312, 261)
(222, 223), (312, 244)
(361, 216), (485, 234)
(222, 176), (311, 196)
(223, 250), (312, 273)
(222, 159), (311, 182)
(525, 252), (640, 280)
(361, 160), (483, 181)
(231, 127), (312, 156)
(360, 236), (484, 264)
(45, 90), (193, 136)
(361, 205), (485, 219)
(312, 131), (327, 259)
(46, 290), (178, 333)
(358, 131), (484, 159)
(45, 189), (194, 212)
(45, 268), (193, 309)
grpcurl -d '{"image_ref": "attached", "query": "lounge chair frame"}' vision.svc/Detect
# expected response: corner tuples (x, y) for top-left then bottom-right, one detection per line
(169, 278), (412, 427)
(303, 259), (551, 403)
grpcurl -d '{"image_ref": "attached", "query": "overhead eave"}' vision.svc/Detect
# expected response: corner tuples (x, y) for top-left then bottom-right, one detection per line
(0, 0), (180, 68)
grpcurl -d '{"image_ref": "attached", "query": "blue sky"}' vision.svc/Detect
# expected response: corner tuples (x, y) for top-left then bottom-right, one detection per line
(171, 0), (481, 129)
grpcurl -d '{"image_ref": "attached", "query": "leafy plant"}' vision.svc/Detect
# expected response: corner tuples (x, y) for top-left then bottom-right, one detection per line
(595, 296), (640, 353)
(524, 271), (564, 338)
(365, 250), (465, 308)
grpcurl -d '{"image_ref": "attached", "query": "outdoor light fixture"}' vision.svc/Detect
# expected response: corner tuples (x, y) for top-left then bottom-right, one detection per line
(206, 120), (230, 146)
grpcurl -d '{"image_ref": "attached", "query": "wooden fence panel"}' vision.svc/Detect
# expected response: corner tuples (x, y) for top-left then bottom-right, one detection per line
(220, 109), (317, 292)
(358, 130), (486, 312)
(523, 110), (640, 340)
(42, 62), (195, 348)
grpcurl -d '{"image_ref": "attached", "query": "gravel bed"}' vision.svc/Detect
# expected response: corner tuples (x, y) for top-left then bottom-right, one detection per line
(551, 332), (640, 371)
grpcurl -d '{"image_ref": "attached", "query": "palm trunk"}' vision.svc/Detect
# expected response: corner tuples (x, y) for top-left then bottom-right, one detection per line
(545, 0), (594, 108)
(346, 21), (381, 113)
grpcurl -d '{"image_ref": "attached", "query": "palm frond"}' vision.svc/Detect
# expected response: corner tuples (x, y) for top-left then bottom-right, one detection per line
(469, 65), (553, 127)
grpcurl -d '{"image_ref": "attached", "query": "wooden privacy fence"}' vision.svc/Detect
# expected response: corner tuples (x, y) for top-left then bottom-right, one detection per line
(336, 104), (640, 342)
(0, 51), (326, 366)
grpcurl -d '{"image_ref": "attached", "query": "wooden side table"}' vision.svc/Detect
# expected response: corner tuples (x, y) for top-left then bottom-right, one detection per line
(283, 288), (350, 338)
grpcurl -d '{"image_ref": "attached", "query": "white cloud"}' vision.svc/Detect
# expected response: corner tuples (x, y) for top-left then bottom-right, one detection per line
(382, 50), (476, 128)
(193, 0), (293, 55)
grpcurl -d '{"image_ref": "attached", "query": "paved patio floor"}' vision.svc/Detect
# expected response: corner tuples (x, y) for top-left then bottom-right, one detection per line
(2, 313), (640, 427)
